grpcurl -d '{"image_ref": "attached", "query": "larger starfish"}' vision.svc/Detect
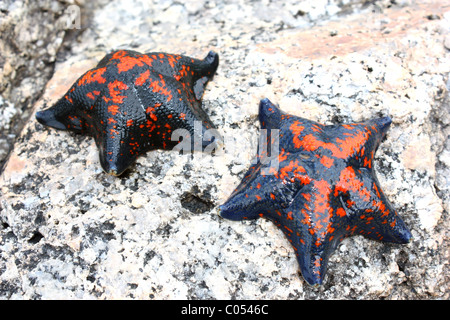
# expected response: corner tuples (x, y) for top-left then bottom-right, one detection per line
(219, 98), (412, 286)
(36, 49), (220, 176)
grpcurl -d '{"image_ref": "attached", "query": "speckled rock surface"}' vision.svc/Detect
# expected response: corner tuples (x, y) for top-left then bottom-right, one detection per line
(0, 0), (449, 299)
(0, 0), (87, 168)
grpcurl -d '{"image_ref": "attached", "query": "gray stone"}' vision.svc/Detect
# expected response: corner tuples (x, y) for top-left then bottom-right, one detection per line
(0, 0), (86, 167)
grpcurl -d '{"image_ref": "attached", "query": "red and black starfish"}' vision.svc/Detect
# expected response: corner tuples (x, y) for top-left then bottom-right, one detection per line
(219, 98), (412, 286)
(36, 49), (220, 176)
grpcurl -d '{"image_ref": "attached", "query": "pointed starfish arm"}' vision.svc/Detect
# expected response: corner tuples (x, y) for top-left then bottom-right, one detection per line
(335, 167), (412, 243)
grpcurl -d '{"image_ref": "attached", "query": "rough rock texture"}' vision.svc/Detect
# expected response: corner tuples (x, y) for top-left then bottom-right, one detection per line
(0, 0), (89, 169)
(0, 0), (449, 299)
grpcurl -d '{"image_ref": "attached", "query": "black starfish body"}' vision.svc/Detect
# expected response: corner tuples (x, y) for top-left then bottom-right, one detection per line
(36, 50), (220, 175)
(220, 98), (412, 286)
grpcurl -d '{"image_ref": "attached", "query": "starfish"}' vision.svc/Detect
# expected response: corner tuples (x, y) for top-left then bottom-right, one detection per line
(219, 98), (412, 286)
(36, 49), (220, 176)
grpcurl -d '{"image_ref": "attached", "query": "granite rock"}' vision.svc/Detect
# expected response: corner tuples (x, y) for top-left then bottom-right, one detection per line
(0, 0), (89, 168)
(0, 0), (449, 299)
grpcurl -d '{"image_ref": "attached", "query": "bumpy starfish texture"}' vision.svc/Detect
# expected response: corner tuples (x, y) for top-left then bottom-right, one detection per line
(36, 49), (220, 175)
(219, 98), (412, 286)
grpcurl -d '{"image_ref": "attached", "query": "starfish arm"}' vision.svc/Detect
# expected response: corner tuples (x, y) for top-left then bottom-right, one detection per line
(196, 51), (220, 77)
(35, 96), (75, 131)
(295, 236), (336, 286)
(36, 65), (110, 132)
(277, 113), (393, 166)
(294, 232), (333, 286)
(149, 51), (218, 81)
(220, 154), (312, 221)
(352, 117), (393, 168)
(370, 116), (392, 136)
(266, 196), (342, 286)
(190, 51), (219, 100)
(324, 116), (393, 165)
(335, 167), (412, 243)
(357, 181), (412, 243)
(91, 49), (217, 97)
(258, 98), (284, 130)
(219, 163), (269, 221)
(130, 50), (219, 101)
(358, 194), (412, 244)
(89, 84), (148, 175)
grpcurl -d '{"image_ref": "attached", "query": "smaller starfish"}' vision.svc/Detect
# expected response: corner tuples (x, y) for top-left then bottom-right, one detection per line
(36, 49), (220, 176)
(219, 98), (412, 286)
